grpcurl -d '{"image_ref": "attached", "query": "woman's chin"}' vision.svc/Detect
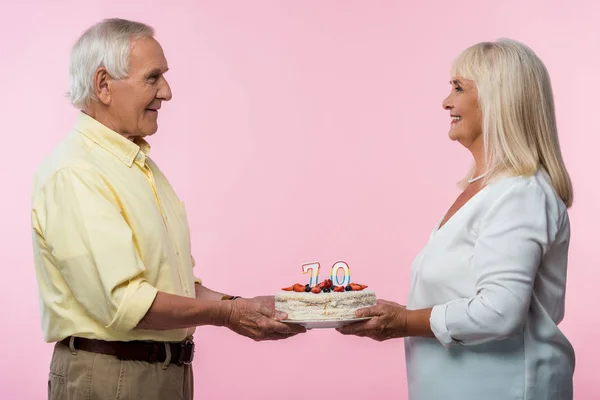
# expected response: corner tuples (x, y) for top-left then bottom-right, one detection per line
(448, 129), (460, 141)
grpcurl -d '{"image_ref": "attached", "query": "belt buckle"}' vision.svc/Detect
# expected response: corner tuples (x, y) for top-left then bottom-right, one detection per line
(179, 339), (195, 365)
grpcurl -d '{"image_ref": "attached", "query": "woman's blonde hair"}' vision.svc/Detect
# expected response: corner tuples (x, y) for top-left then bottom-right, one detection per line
(451, 38), (573, 207)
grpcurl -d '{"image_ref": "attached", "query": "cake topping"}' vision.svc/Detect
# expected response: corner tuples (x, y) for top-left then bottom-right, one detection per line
(281, 281), (368, 293)
(317, 279), (333, 289)
(350, 283), (367, 291)
(281, 283), (307, 292)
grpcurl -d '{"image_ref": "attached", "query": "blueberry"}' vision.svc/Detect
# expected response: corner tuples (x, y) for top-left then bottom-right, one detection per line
(305, 284), (310, 288)
(345, 285), (352, 291)
(304, 286), (311, 292)
(323, 287), (330, 293)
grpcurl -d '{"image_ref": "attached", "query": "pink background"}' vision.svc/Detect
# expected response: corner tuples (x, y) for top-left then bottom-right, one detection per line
(1, 1), (599, 399)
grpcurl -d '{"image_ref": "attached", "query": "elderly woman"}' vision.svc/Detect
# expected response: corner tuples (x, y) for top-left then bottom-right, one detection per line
(338, 39), (575, 400)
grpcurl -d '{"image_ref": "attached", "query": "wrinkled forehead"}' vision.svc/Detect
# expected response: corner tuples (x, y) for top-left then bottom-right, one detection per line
(128, 37), (169, 74)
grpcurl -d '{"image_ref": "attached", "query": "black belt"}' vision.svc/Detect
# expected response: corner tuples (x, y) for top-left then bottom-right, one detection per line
(59, 336), (195, 365)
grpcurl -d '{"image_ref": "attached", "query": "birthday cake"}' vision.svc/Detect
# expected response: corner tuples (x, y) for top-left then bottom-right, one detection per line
(275, 279), (376, 320)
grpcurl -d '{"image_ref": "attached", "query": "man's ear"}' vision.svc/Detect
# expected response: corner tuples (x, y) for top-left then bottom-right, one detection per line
(93, 67), (112, 105)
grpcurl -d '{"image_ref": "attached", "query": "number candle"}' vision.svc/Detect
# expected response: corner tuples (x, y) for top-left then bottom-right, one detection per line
(302, 262), (320, 287)
(330, 261), (351, 287)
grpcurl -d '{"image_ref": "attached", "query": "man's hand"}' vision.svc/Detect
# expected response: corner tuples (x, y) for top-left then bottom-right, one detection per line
(335, 299), (407, 341)
(250, 295), (275, 309)
(223, 298), (306, 341)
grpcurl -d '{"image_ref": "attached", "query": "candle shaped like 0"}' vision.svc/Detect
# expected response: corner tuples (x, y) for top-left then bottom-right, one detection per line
(302, 262), (320, 287)
(330, 261), (351, 287)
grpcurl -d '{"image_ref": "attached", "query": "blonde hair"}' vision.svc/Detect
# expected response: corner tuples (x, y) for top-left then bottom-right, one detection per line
(68, 18), (154, 109)
(451, 38), (573, 207)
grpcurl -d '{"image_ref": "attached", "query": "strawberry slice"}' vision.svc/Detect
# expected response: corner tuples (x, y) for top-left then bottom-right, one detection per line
(311, 286), (322, 294)
(317, 279), (333, 289)
(349, 283), (364, 291)
(282, 285), (295, 291)
(293, 284), (306, 292)
(333, 285), (344, 292)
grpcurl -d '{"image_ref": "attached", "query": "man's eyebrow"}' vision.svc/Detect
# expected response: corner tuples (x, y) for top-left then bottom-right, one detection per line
(147, 67), (169, 76)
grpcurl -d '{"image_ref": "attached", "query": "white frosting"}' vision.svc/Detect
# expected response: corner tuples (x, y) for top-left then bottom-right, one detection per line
(275, 290), (376, 320)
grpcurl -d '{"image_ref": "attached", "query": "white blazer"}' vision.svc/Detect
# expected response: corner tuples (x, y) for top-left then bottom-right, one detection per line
(405, 169), (575, 400)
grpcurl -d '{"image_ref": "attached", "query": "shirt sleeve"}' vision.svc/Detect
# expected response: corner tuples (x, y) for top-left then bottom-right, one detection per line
(37, 167), (158, 332)
(429, 179), (562, 349)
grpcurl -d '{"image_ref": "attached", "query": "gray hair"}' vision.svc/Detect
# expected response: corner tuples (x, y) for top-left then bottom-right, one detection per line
(68, 18), (154, 109)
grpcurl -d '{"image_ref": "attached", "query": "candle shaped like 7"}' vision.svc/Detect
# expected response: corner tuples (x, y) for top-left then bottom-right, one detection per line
(302, 262), (320, 287)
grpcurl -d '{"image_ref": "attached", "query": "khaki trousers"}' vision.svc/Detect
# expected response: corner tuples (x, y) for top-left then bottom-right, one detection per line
(48, 341), (193, 400)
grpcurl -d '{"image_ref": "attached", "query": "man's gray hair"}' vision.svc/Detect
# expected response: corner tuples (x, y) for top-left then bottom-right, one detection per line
(68, 18), (154, 109)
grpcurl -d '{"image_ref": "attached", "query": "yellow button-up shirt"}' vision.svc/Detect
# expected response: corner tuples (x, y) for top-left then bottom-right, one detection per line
(31, 112), (200, 343)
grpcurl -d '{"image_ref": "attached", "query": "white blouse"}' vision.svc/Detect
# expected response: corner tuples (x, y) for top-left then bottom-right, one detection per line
(404, 170), (575, 400)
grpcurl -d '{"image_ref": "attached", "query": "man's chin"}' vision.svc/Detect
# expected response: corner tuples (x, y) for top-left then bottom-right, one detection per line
(140, 125), (159, 137)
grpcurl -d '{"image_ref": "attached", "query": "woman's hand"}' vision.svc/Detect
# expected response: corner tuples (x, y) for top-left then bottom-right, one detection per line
(336, 299), (408, 341)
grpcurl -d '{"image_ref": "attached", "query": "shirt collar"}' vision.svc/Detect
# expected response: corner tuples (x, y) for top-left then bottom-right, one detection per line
(74, 111), (151, 167)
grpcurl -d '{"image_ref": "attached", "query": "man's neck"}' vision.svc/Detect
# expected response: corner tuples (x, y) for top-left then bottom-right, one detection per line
(82, 107), (135, 141)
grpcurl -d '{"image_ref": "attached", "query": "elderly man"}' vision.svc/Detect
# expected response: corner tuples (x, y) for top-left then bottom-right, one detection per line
(31, 18), (304, 400)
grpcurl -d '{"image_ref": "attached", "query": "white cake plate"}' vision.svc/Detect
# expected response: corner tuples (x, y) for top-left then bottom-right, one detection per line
(281, 317), (372, 330)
